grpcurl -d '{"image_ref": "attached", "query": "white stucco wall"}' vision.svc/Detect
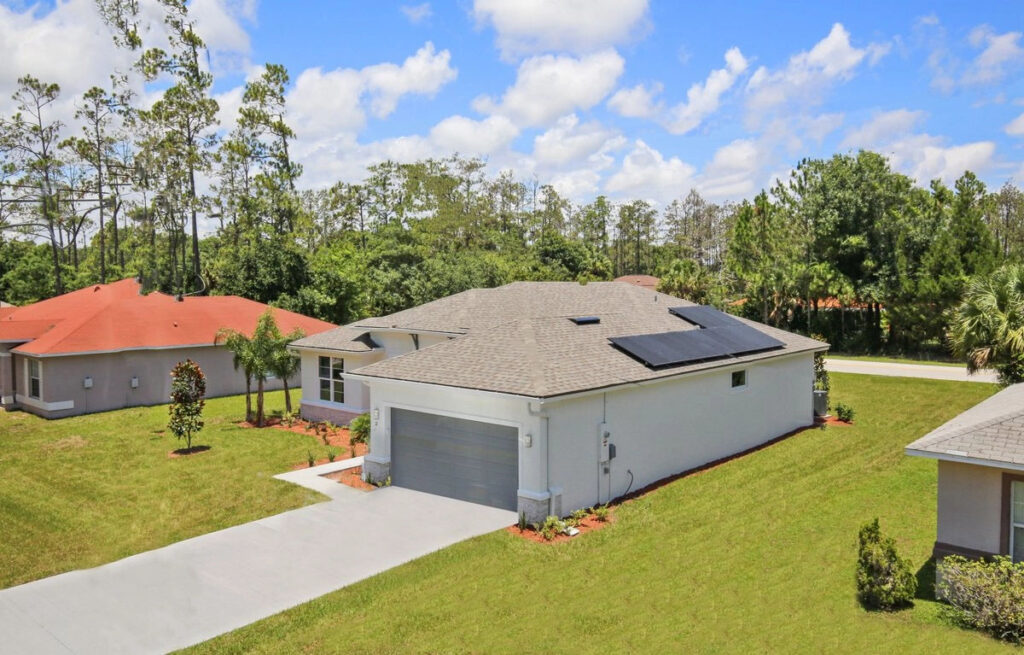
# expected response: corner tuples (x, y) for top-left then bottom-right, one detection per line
(297, 348), (382, 413)
(936, 460), (1007, 555)
(363, 351), (815, 517)
(544, 352), (815, 513)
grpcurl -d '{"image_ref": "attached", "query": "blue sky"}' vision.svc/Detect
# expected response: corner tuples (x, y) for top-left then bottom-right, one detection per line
(2, 0), (1023, 204)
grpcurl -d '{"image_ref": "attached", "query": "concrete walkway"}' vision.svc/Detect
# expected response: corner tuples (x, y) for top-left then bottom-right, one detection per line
(825, 358), (999, 383)
(0, 459), (516, 654)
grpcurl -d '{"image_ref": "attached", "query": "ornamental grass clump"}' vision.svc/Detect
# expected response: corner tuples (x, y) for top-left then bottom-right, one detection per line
(856, 518), (916, 610)
(938, 555), (1024, 644)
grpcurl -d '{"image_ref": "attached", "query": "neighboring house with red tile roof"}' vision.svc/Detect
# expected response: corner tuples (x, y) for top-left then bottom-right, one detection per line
(291, 281), (826, 522)
(614, 274), (660, 291)
(0, 278), (335, 418)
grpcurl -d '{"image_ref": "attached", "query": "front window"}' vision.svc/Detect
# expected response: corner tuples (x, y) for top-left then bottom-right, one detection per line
(28, 359), (41, 399)
(318, 356), (344, 404)
(1012, 481), (1024, 563)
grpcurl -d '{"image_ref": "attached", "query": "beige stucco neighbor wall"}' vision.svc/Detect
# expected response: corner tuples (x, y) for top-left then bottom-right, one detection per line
(936, 460), (1007, 556)
(12, 345), (294, 419)
(0, 343), (14, 406)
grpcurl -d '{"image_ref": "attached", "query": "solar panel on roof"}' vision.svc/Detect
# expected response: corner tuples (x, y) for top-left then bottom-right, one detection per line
(609, 304), (785, 369)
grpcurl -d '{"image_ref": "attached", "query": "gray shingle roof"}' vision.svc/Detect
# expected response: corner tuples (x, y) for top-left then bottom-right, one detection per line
(290, 325), (378, 352)
(906, 383), (1024, 467)
(341, 281), (826, 398)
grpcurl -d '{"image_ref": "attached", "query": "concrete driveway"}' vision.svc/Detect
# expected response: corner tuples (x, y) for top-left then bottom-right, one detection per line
(0, 466), (515, 655)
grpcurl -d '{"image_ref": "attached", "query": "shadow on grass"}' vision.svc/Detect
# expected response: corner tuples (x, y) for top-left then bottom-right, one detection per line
(915, 557), (937, 602)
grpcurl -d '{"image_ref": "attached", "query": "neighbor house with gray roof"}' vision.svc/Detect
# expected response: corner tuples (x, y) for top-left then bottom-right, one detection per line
(906, 383), (1024, 563)
(290, 281), (827, 522)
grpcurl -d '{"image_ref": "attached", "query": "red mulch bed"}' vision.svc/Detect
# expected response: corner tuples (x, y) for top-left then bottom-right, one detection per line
(508, 509), (615, 544)
(168, 445), (211, 458)
(321, 465), (376, 492)
(236, 417), (368, 467)
(291, 442), (369, 470)
(816, 415), (853, 427)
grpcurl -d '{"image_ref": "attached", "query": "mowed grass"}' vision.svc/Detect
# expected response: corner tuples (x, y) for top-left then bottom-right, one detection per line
(0, 392), (327, 588)
(184, 374), (1014, 654)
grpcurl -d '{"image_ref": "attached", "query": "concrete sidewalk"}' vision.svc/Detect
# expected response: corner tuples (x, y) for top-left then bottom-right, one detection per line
(825, 358), (998, 383)
(0, 463), (515, 655)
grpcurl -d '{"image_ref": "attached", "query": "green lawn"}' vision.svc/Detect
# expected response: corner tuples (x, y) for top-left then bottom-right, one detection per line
(0, 391), (328, 589)
(183, 374), (1014, 654)
(827, 353), (964, 368)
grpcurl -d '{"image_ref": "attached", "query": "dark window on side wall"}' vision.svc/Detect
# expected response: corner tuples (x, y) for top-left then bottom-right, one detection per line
(731, 370), (746, 388)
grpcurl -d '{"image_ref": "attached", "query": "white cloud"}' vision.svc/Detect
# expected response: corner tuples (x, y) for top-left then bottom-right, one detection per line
(428, 115), (519, 155)
(963, 26), (1024, 85)
(840, 109), (926, 149)
(607, 82), (663, 119)
(697, 139), (763, 200)
(286, 42), (456, 142)
(400, 3), (432, 24)
(532, 114), (623, 166)
(746, 23), (887, 117)
(189, 0), (257, 72)
(666, 47), (748, 135)
(605, 139), (696, 203)
(1006, 112), (1024, 137)
(473, 49), (624, 127)
(471, 0), (649, 60)
(883, 134), (997, 184)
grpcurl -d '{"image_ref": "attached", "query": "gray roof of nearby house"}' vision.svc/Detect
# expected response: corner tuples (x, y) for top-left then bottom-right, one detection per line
(906, 383), (1024, 468)
(290, 325), (379, 353)
(306, 281), (825, 399)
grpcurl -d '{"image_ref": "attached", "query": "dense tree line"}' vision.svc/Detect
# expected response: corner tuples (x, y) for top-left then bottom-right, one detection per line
(2, 0), (1023, 358)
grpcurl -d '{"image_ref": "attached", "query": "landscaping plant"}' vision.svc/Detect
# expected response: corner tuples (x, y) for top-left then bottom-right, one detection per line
(168, 359), (206, 453)
(856, 518), (916, 610)
(593, 505), (610, 522)
(350, 413), (371, 444)
(539, 515), (567, 541)
(835, 403), (855, 423)
(327, 449), (337, 463)
(937, 555), (1024, 644)
(812, 337), (830, 392)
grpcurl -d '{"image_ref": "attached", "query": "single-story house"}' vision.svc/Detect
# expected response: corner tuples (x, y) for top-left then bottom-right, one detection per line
(906, 384), (1024, 563)
(291, 281), (826, 522)
(0, 278), (335, 418)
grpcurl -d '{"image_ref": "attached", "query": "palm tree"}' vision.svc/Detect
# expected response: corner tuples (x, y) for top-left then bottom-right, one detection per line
(269, 326), (305, 415)
(215, 327), (257, 423)
(949, 264), (1024, 385)
(247, 310), (281, 426)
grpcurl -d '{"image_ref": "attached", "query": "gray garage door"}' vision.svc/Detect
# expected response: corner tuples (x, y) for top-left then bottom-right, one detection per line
(390, 408), (518, 510)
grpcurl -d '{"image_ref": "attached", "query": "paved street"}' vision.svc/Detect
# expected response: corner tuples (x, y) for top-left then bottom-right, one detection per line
(825, 358), (998, 383)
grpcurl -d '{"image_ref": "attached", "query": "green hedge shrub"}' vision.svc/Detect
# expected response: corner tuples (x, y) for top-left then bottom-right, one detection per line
(856, 518), (916, 610)
(835, 403), (855, 422)
(349, 413), (370, 444)
(938, 555), (1024, 643)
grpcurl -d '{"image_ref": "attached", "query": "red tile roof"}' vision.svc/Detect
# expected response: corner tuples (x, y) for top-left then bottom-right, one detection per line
(2, 278), (336, 356)
(614, 275), (660, 291)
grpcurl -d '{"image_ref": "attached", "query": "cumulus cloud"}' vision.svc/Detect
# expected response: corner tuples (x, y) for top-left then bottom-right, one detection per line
(746, 23), (888, 118)
(285, 42), (456, 141)
(883, 135), (997, 184)
(605, 139), (696, 203)
(962, 25), (1024, 85)
(473, 49), (624, 127)
(400, 3), (432, 24)
(840, 109), (926, 149)
(428, 115), (519, 155)
(666, 47), (748, 135)
(1006, 112), (1024, 137)
(471, 0), (649, 60)
(697, 139), (763, 200)
(532, 114), (624, 166)
(607, 82), (663, 119)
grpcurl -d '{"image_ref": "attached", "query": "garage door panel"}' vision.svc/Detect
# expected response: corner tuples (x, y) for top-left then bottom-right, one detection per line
(390, 409), (518, 510)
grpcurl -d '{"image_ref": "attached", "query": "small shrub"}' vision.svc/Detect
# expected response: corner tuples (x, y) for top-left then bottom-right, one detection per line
(835, 403), (855, 423)
(517, 511), (527, 531)
(307, 450), (316, 468)
(565, 508), (588, 528)
(856, 518), (917, 610)
(938, 555), (1024, 644)
(321, 432), (330, 446)
(350, 413), (371, 444)
(812, 341), (830, 392)
(327, 449), (337, 462)
(593, 505), (610, 522)
(539, 515), (566, 541)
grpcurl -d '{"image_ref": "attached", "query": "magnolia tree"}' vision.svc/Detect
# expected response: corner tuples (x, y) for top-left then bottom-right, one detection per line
(169, 359), (206, 452)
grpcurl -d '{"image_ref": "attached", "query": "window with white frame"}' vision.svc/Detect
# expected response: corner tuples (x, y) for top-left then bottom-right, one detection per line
(28, 359), (41, 399)
(731, 369), (747, 389)
(1012, 480), (1024, 563)
(318, 356), (344, 404)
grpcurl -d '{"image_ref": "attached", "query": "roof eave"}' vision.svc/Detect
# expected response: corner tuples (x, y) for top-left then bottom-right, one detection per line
(904, 446), (1024, 473)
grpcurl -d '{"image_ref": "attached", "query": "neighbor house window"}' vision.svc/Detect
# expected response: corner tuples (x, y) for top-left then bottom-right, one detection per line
(1012, 480), (1024, 563)
(318, 356), (344, 404)
(731, 370), (747, 388)
(28, 359), (41, 399)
